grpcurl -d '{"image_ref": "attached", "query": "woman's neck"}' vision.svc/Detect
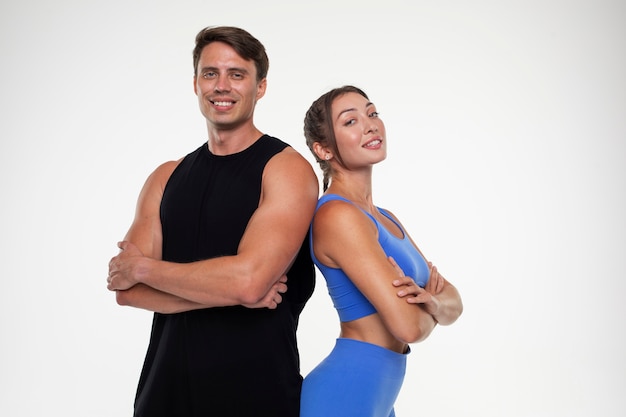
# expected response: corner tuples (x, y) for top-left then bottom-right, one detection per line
(327, 175), (376, 213)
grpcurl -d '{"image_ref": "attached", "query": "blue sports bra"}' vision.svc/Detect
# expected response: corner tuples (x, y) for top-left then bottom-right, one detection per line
(310, 194), (430, 322)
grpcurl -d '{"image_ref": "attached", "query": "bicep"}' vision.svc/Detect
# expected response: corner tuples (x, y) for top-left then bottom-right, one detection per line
(123, 161), (178, 260)
(237, 150), (318, 278)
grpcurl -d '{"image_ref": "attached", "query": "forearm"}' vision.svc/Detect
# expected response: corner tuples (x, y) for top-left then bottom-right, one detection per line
(412, 308), (438, 343)
(431, 285), (463, 325)
(136, 254), (271, 307)
(115, 283), (209, 314)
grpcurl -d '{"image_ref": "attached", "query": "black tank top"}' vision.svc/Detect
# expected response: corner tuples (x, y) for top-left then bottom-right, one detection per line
(134, 135), (315, 417)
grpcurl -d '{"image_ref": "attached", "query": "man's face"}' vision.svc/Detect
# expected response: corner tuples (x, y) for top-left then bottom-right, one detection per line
(193, 41), (266, 131)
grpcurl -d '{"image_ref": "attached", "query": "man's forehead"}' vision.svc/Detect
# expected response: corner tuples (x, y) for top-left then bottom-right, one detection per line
(200, 42), (245, 61)
(198, 43), (255, 71)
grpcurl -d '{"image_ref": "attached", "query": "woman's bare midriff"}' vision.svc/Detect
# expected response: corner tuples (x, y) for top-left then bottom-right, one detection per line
(340, 313), (408, 354)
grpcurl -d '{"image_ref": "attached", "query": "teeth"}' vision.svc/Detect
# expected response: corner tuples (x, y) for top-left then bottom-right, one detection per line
(213, 101), (233, 106)
(365, 140), (381, 147)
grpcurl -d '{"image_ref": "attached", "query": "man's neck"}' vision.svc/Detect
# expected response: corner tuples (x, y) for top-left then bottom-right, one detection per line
(206, 125), (264, 156)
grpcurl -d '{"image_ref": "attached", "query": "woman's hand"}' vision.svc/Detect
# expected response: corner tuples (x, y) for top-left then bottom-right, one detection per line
(425, 262), (445, 295)
(389, 257), (442, 318)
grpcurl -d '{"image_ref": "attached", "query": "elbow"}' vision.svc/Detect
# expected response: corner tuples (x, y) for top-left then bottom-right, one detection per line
(232, 253), (291, 305)
(436, 297), (464, 326)
(397, 324), (434, 344)
(238, 289), (265, 306)
(392, 314), (436, 344)
(448, 300), (464, 325)
(115, 290), (132, 307)
(235, 270), (273, 305)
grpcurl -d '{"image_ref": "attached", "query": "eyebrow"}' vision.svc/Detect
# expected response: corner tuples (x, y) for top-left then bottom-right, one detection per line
(335, 101), (374, 121)
(199, 66), (250, 74)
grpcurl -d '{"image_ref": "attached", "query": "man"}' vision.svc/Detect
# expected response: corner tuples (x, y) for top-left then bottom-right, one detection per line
(107, 26), (318, 416)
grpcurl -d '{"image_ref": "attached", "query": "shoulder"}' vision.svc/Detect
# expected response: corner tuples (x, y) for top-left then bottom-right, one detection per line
(312, 199), (379, 266)
(269, 145), (311, 167)
(314, 199), (376, 236)
(135, 158), (185, 206)
(147, 159), (183, 189)
(259, 135), (309, 164)
(264, 146), (318, 191)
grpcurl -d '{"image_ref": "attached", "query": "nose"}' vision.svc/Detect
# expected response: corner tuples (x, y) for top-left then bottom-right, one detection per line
(365, 121), (378, 134)
(214, 75), (231, 93)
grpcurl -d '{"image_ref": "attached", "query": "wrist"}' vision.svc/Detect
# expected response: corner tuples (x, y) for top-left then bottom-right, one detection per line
(134, 256), (154, 285)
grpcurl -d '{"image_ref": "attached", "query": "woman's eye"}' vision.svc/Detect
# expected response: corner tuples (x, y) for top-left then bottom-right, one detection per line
(369, 111), (379, 118)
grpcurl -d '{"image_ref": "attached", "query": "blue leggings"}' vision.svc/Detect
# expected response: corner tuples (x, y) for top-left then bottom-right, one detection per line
(300, 338), (409, 417)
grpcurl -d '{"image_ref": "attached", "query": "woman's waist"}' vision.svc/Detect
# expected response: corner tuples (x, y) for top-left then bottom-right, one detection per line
(340, 315), (409, 354)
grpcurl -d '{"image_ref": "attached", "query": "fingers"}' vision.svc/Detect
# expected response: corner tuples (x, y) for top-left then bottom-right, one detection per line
(387, 256), (405, 277)
(396, 277), (422, 297)
(107, 242), (140, 291)
(273, 275), (288, 293)
(279, 275), (288, 283)
(393, 276), (415, 288)
(266, 279), (288, 309)
(267, 295), (281, 310)
(389, 256), (411, 289)
(405, 292), (432, 305)
(397, 282), (423, 298)
(269, 290), (285, 309)
(107, 256), (117, 289)
(430, 265), (444, 294)
(425, 262), (445, 295)
(436, 273), (444, 294)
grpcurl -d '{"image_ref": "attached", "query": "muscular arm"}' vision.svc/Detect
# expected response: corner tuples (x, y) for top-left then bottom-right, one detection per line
(312, 202), (436, 345)
(109, 148), (318, 308)
(110, 160), (212, 313)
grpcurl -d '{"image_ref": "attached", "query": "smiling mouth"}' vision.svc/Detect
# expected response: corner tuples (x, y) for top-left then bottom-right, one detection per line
(364, 139), (382, 148)
(211, 100), (235, 106)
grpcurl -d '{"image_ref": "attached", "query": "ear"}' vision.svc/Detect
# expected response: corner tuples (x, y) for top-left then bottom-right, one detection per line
(193, 76), (198, 95)
(256, 78), (267, 101)
(312, 142), (330, 161)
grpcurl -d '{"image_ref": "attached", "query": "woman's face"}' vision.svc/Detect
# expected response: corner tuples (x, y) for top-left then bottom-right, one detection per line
(331, 92), (387, 169)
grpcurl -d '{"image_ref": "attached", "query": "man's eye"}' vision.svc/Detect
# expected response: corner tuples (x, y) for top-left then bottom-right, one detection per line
(202, 72), (216, 79)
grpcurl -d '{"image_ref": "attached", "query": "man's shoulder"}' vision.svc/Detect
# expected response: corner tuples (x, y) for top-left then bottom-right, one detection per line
(257, 134), (290, 152)
(263, 144), (318, 196)
(155, 143), (206, 176)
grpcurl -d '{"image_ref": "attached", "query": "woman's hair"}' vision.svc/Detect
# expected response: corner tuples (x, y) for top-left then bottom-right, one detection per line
(303, 85), (369, 191)
(192, 26), (269, 81)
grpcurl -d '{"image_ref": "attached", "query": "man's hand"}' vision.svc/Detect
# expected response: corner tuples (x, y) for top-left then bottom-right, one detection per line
(242, 275), (288, 309)
(107, 241), (146, 291)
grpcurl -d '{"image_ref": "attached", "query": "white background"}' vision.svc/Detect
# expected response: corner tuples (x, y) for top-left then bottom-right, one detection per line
(1, 1), (624, 416)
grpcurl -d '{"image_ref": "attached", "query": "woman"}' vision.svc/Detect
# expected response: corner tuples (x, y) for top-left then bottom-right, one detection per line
(300, 86), (463, 417)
